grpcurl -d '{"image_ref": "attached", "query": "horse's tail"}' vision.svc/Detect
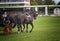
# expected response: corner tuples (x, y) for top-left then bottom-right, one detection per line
(12, 24), (16, 28)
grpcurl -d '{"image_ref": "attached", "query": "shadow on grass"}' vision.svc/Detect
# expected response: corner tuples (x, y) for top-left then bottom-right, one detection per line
(0, 33), (5, 36)
(0, 31), (18, 36)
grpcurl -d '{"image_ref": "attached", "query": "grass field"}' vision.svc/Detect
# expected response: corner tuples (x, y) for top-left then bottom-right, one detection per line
(0, 16), (60, 41)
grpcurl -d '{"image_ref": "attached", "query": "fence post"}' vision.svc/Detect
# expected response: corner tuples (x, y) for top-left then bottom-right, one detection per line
(35, 7), (38, 11)
(45, 6), (48, 16)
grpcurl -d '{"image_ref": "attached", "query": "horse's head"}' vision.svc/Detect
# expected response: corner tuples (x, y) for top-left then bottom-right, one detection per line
(32, 11), (38, 20)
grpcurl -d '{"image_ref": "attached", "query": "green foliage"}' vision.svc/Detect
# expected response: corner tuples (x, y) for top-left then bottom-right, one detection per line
(57, 2), (60, 5)
(44, 0), (55, 5)
(30, 0), (39, 5)
(30, 0), (55, 5)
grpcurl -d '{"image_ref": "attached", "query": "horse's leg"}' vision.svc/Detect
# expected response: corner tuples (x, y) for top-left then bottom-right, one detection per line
(26, 24), (28, 32)
(30, 22), (34, 32)
(23, 23), (25, 31)
(18, 24), (21, 33)
(18, 24), (23, 33)
(21, 25), (23, 32)
(12, 23), (16, 28)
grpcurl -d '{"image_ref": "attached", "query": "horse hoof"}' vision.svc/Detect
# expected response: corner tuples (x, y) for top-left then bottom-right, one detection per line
(26, 31), (28, 32)
(18, 31), (20, 34)
(18, 32), (20, 34)
(30, 31), (32, 32)
(21, 30), (23, 32)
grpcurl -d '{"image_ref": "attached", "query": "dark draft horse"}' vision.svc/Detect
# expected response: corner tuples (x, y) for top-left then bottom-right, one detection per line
(6, 10), (38, 33)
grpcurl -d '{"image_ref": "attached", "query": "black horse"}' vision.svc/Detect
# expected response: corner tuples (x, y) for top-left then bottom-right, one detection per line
(6, 11), (38, 33)
(0, 10), (6, 27)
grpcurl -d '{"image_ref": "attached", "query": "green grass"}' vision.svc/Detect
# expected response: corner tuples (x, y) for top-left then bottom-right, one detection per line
(0, 16), (60, 41)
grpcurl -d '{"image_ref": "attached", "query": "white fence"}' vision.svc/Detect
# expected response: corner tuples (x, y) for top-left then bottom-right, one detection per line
(0, 5), (60, 16)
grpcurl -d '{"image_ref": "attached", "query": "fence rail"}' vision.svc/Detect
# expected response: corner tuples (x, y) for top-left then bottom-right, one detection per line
(0, 5), (60, 16)
(0, 2), (30, 4)
(0, 5), (60, 8)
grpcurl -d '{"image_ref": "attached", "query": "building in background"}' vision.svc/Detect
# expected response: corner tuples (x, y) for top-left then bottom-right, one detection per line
(0, 0), (30, 11)
(0, 0), (30, 6)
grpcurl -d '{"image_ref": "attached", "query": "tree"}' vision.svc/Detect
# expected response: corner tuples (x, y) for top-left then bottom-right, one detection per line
(44, 0), (55, 5)
(30, 0), (55, 5)
(57, 1), (60, 5)
(30, 0), (38, 5)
